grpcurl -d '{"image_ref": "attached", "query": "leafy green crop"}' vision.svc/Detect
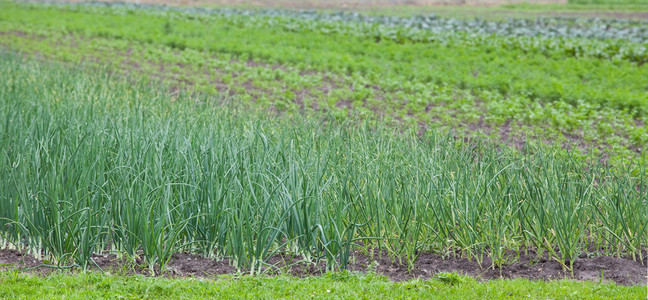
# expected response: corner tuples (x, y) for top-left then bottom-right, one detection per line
(28, 1), (648, 42)
(2, 1), (646, 115)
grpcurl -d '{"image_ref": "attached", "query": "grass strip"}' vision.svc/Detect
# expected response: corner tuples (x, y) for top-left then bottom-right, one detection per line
(0, 271), (645, 299)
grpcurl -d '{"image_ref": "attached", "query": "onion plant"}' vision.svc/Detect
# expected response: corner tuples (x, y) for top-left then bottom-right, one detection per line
(0, 52), (645, 275)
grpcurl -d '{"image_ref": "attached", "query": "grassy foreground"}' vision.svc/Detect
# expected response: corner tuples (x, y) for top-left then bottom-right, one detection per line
(0, 271), (644, 299)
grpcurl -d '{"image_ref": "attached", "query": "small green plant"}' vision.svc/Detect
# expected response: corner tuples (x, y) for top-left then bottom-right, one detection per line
(436, 272), (466, 285)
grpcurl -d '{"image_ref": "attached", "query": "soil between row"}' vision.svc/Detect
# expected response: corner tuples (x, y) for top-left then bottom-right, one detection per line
(1, 248), (646, 286)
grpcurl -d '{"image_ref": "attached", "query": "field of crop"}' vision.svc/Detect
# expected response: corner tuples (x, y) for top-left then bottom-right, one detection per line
(0, 0), (647, 295)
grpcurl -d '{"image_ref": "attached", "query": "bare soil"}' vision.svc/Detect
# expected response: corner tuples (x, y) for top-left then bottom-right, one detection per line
(1, 248), (646, 286)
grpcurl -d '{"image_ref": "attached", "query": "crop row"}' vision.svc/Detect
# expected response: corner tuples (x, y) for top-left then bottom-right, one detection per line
(33, 1), (648, 42)
(26, 2), (648, 65)
(0, 54), (646, 275)
(2, 2), (647, 113)
(1, 27), (646, 159)
(2, 2), (647, 158)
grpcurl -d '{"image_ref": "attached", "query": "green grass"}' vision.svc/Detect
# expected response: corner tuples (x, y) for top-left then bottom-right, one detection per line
(0, 50), (646, 275)
(0, 271), (644, 299)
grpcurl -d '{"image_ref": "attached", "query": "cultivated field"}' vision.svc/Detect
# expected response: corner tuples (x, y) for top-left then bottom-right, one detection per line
(0, 0), (646, 297)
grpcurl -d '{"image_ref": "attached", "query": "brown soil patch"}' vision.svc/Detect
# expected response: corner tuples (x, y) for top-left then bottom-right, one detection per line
(0, 249), (45, 273)
(1, 248), (646, 286)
